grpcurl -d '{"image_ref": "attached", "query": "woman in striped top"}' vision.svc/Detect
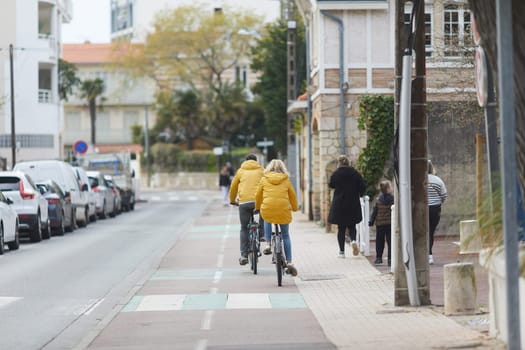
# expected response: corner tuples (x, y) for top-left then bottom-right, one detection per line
(427, 160), (447, 265)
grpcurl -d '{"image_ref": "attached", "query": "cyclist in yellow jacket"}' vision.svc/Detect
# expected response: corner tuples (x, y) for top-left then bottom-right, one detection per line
(229, 154), (264, 265)
(255, 159), (298, 276)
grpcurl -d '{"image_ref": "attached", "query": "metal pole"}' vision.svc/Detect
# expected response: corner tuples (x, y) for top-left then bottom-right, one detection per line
(144, 105), (151, 188)
(9, 44), (16, 168)
(306, 20), (314, 221)
(495, 0), (520, 348)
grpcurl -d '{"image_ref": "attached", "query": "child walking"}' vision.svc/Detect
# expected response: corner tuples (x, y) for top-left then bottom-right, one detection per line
(368, 180), (394, 266)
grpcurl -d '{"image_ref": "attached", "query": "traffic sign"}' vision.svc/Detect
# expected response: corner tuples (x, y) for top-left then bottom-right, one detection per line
(256, 140), (274, 147)
(74, 140), (88, 155)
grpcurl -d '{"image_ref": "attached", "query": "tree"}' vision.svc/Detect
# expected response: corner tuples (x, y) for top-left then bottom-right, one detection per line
(58, 59), (80, 101)
(78, 78), (105, 147)
(251, 17), (306, 156)
(113, 5), (263, 141)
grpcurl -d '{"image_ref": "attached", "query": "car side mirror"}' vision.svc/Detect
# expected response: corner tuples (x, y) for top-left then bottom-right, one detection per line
(39, 187), (46, 195)
(82, 183), (88, 192)
(6, 197), (13, 205)
(131, 169), (135, 178)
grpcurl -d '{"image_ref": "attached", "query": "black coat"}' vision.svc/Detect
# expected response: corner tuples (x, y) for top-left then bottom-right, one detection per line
(328, 166), (366, 225)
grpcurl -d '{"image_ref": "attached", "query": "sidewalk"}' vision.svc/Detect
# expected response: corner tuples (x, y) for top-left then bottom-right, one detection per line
(290, 211), (504, 349)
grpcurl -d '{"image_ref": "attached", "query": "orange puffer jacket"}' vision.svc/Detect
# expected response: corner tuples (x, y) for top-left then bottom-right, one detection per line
(255, 172), (298, 224)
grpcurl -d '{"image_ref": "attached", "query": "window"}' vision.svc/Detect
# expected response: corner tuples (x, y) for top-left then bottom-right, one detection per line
(404, 11), (433, 57)
(39, 66), (53, 103)
(235, 66), (248, 88)
(66, 112), (81, 130)
(444, 4), (472, 57)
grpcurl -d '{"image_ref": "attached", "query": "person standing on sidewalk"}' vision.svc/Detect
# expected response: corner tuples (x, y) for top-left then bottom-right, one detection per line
(328, 155), (366, 258)
(368, 180), (394, 266)
(229, 154), (264, 265)
(428, 160), (447, 265)
(255, 159), (298, 276)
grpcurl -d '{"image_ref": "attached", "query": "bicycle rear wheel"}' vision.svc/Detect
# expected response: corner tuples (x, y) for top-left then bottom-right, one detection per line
(276, 252), (283, 286)
(251, 236), (258, 274)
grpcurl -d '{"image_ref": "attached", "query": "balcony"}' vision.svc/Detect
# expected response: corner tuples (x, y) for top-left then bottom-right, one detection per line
(317, 0), (388, 10)
(39, 89), (52, 103)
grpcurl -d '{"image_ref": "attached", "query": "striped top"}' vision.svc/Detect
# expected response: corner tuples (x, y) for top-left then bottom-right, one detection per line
(428, 174), (447, 206)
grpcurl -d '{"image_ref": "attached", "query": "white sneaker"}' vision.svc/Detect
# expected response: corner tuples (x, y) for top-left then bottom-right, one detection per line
(338, 251), (345, 258)
(429, 255), (434, 265)
(351, 241), (359, 256)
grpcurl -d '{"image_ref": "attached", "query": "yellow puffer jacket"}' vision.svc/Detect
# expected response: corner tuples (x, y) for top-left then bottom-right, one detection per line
(255, 172), (298, 224)
(229, 160), (264, 203)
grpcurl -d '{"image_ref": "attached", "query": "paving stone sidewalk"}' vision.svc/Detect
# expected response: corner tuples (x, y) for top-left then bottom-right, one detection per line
(290, 212), (505, 350)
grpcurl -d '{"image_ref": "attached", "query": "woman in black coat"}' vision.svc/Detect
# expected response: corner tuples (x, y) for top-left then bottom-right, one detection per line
(328, 155), (366, 258)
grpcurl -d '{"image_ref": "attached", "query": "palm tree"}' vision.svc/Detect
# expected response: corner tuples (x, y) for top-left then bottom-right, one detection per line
(78, 78), (105, 147)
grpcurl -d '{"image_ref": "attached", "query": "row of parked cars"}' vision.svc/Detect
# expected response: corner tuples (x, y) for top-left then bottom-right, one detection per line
(0, 160), (135, 254)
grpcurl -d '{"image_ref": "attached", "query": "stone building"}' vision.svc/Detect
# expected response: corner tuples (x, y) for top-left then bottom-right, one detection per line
(293, 0), (481, 233)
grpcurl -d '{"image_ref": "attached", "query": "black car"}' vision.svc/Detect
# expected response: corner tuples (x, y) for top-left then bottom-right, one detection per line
(36, 180), (74, 235)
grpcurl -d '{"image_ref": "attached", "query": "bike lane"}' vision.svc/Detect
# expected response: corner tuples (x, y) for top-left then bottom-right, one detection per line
(83, 196), (336, 350)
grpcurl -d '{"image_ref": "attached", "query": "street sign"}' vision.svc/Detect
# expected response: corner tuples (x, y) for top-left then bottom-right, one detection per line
(256, 140), (274, 147)
(213, 147), (223, 156)
(73, 140), (88, 155)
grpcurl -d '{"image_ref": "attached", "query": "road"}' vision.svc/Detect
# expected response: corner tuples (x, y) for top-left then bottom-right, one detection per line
(0, 190), (211, 350)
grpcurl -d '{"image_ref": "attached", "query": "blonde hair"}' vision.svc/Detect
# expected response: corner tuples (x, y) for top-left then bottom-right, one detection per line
(379, 180), (391, 194)
(265, 159), (289, 175)
(337, 155), (350, 167)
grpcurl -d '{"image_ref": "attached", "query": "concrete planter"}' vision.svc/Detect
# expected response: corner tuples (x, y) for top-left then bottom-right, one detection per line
(479, 245), (525, 348)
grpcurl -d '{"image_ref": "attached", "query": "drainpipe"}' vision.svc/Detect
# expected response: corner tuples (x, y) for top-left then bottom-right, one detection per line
(321, 10), (345, 155)
(306, 20), (313, 221)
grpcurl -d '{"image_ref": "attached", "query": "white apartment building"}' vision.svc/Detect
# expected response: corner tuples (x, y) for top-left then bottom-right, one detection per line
(0, 0), (72, 168)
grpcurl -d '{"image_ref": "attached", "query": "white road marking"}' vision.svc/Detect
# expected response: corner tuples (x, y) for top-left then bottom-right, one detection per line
(136, 295), (185, 311)
(200, 310), (214, 330)
(216, 254), (224, 268)
(0, 297), (22, 309)
(195, 339), (208, 350)
(151, 196), (161, 201)
(225, 293), (271, 309)
(84, 298), (104, 315)
(188, 196), (199, 201)
(209, 288), (218, 294)
(169, 196), (180, 201)
(212, 271), (222, 284)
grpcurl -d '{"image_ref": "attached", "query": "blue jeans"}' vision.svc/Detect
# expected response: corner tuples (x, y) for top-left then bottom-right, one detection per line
(264, 221), (292, 262)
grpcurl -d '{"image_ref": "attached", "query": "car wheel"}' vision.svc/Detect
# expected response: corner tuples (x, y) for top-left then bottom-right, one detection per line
(7, 225), (19, 250)
(0, 224), (5, 255)
(109, 200), (116, 218)
(66, 208), (75, 232)
(99, 202), (107, 219)
(42, 218), (51, 240)
(78, 208), (88, 228)
(30, 213), (42, 243)
(55, 211), (65, 236)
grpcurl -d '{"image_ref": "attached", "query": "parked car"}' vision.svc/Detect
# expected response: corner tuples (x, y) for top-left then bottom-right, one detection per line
(73, 166), (97, 222)
(36, 180), (75, 235)
(0, 171), (49, 242)
(0, 191), (19, 254)
(14, 160), (84, 228)
(104, 175), (121, 216)
(86, 171), (115, 219)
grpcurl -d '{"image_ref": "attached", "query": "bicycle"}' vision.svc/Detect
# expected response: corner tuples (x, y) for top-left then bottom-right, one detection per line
(247, 211), (262, 274)
(271, 223), (288, 286)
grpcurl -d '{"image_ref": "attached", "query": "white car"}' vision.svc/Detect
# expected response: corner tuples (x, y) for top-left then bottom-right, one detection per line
(0, 171), (49, 242)
(0, 190), (19, 254)
(86, 171), (115, 219)
(73, 166), (97, 222)
(14, 160), (85, 228)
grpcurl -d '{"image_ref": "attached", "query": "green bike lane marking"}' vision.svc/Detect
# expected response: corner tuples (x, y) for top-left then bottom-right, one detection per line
(122, 293), (306, 312)
(151, 268), (277, 280)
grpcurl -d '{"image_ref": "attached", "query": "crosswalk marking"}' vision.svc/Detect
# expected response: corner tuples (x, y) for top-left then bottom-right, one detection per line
(122, 293), (306, 312)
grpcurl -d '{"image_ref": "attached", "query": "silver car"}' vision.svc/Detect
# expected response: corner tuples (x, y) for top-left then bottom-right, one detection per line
(86, 171), (115, 219)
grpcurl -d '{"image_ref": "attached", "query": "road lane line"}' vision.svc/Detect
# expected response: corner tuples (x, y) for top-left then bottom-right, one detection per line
(212, 271), (222, 284)
(84, 298), (105, 315)
(216, 254), (224, 268)
(200, 310), (214, 330)
(195, 339), (208, 350)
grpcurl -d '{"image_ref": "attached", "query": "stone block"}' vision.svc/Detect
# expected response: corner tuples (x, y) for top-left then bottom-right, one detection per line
(459, 219), (482, 253)
(444, 262), (477, 315)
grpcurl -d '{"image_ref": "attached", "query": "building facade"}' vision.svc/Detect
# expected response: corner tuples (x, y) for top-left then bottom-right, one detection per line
(0, 0), (72, 168)
(62, 43), (154, 157)
(294, 0), (478, 230)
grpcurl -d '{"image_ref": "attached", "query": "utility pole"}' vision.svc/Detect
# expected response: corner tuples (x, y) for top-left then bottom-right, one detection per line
(9, 44), (16, 168)
(144, 105), (151, 188)
(394, 0), (430, 306)
(284, 0), (298, 193)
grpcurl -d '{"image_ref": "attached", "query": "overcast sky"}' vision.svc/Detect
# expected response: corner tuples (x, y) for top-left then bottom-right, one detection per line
(62, 0), (111, 44)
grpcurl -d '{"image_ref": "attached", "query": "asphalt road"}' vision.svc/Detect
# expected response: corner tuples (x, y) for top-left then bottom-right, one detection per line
(0, 190), (211, 350)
